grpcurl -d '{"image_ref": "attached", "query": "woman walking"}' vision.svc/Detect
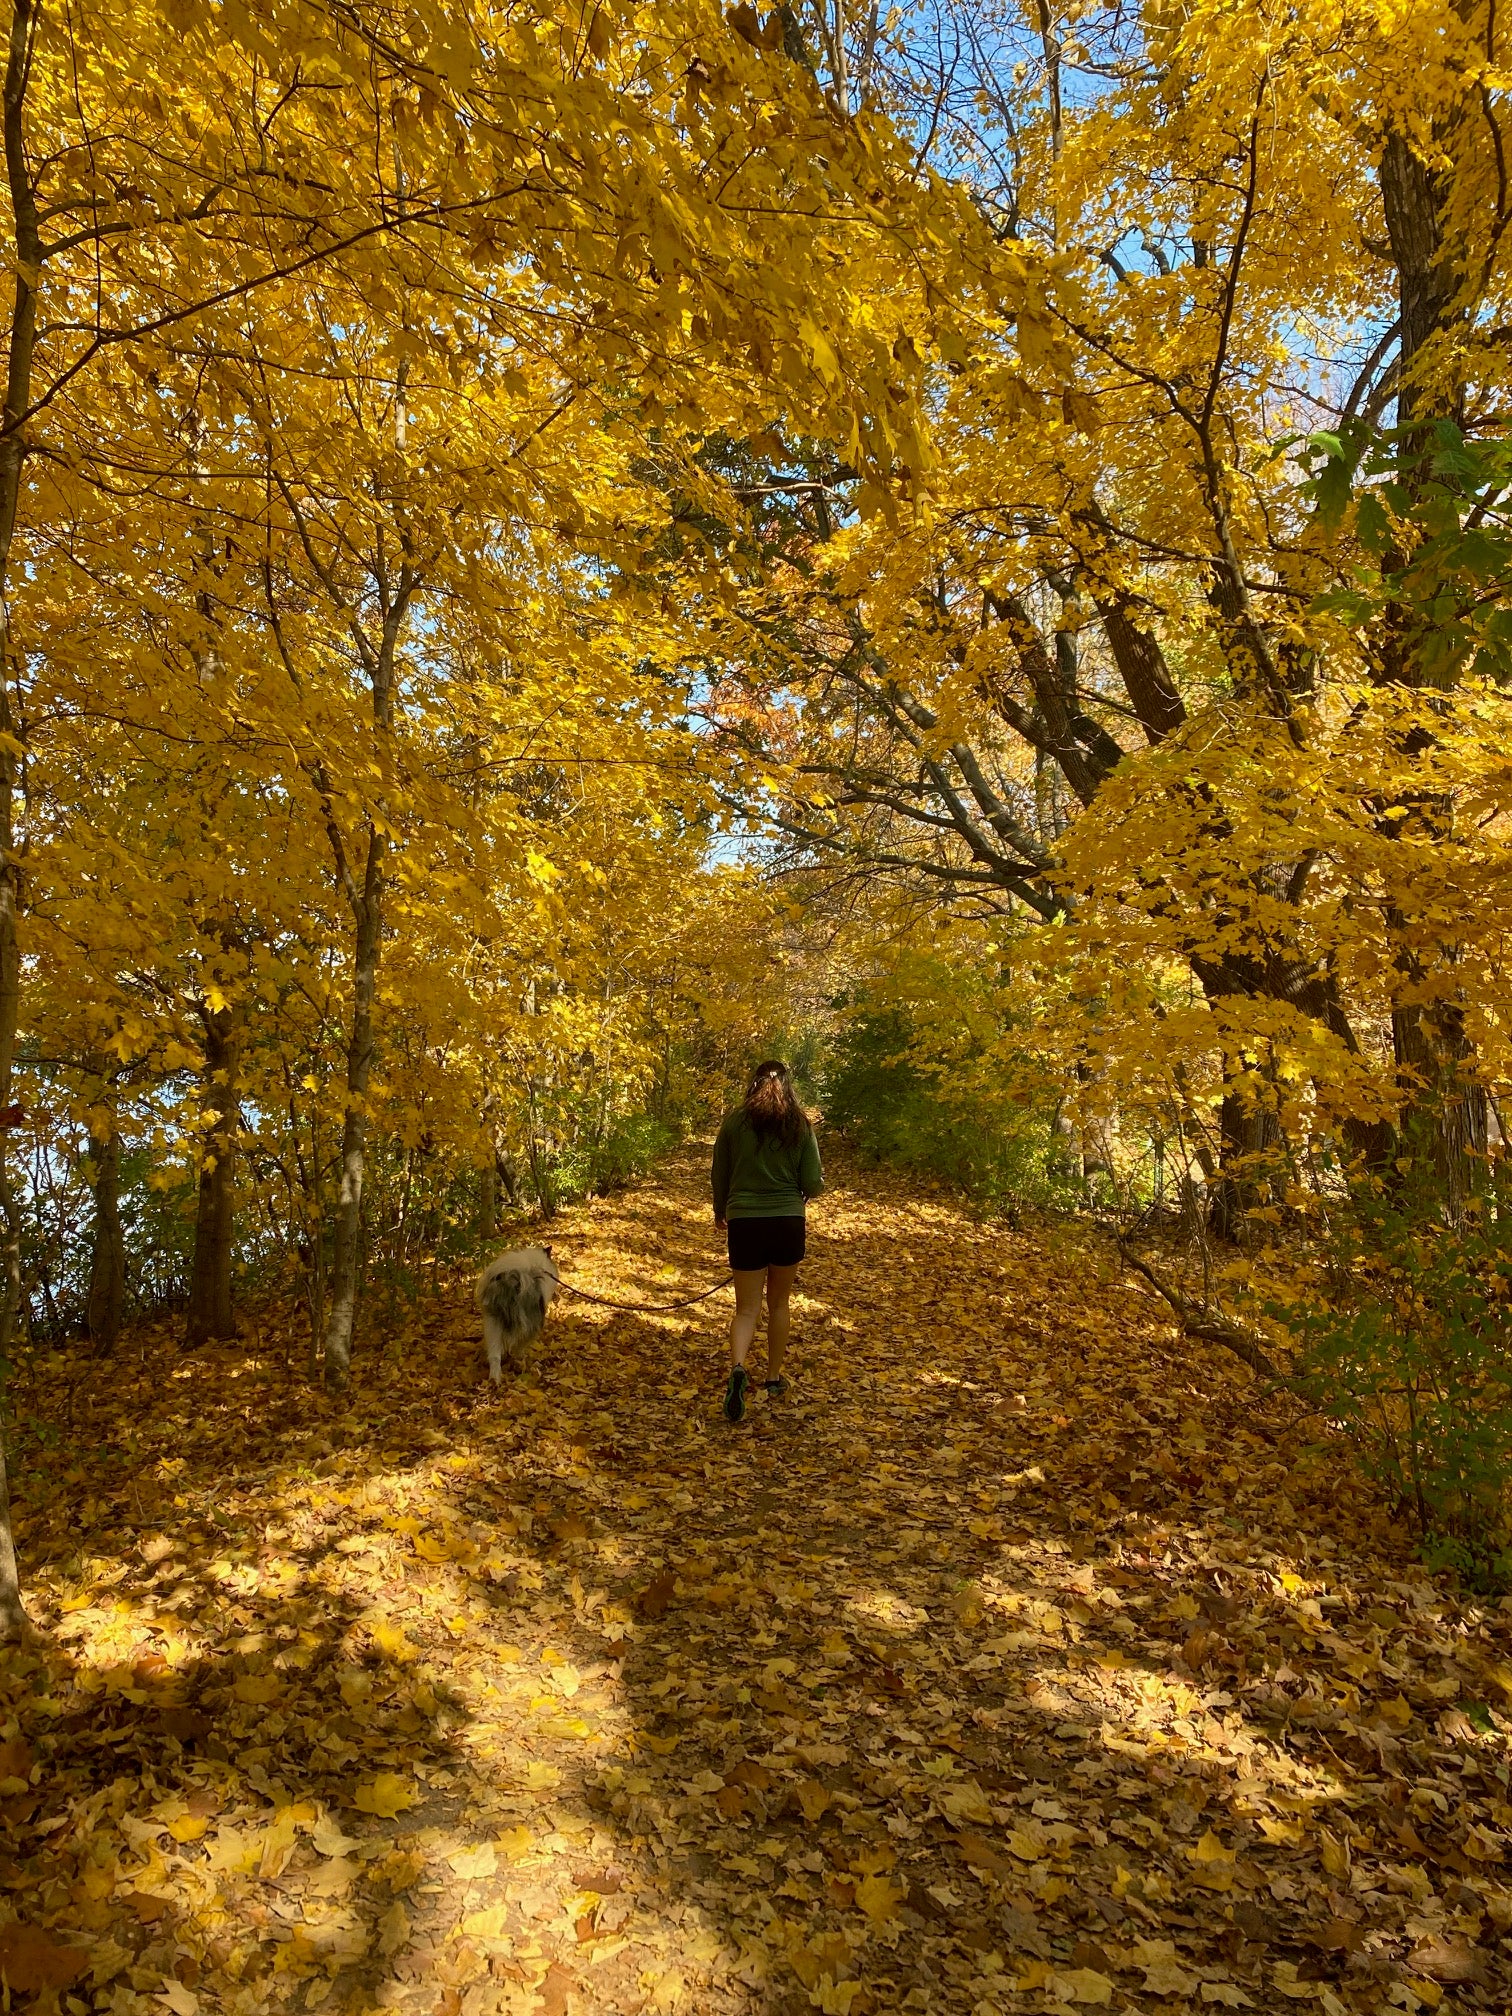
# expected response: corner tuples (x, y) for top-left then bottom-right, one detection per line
(711, 1060), (824, 1422)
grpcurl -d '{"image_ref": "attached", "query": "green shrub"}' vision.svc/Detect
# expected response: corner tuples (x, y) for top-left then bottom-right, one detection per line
(528, 1108), (682, 1214)
(1275, 1183), (1512, 1586)
(822, 1005), (1079, 1219)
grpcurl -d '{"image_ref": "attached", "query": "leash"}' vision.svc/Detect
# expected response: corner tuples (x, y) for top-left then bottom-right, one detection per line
(551, 1272), (734, 1314)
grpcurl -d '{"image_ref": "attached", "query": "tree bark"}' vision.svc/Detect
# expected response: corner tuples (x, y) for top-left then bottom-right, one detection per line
(184, 1006), (240, 1348)
(0, 0), (43, 1643)
(1208, 1091), (1280, 1245)
(476, 1158), (498, 1240)
(86, 1119), (124, 1355)
(1376, 120), (1486, 1208)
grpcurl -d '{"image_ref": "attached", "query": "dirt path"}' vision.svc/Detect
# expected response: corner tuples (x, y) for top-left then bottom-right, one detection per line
(3, 1149), (1510, 2014)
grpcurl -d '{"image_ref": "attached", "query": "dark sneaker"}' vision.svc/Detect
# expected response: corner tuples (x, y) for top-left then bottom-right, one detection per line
(764, 1377), (789, 1399)
(723, 1366), (749, 1423)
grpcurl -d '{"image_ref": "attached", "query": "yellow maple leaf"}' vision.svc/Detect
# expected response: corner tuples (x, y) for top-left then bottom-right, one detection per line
(937, 1780), (994, 1828)
(853, 1872), (904, 1924)
(233, 1673), (281, 1705)
(1188, 1828), (1236, 1890)
(370, 1620), (417, 1664)
(354, 1773), (419, 1818)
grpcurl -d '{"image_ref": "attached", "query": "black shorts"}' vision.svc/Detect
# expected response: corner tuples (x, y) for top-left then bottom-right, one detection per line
(727, 1215), (806, 1271)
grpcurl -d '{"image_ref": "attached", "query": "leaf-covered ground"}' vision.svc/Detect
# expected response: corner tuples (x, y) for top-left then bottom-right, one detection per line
(3, 1150), (1512, 2015)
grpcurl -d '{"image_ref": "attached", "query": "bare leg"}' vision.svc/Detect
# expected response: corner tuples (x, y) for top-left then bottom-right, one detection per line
(729, 1268), (766, 1369)
(764, 1263), (799, 1382)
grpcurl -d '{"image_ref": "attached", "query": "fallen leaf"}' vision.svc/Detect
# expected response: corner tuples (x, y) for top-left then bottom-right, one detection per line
(538, 1960), (578, 2015)
(376, 1900), (410, 1958)
(0, 1738), (33, 1780)
(795, 1779), (830, 1822)
(232, 1672), (281, 1705)
(1057, 1968), (1114, 2006)
(937, 1779), (994, 1827)
(354, 1773), (420, 1818)
(1410, 1936), (1488, 1985)
(0, 1925), (92, 1994)
(637, 1573), (675, 1617)
(1143, 1956), (1200, 1996)
(854, 1872), (904, 1923)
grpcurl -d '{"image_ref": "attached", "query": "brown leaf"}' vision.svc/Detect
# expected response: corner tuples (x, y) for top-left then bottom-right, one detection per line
(1231, 1903), (1270, 1943)
(1410, 1936), (1488, 1985)
(536, 1960), (577, 2016)
(955, 1831), (1012, 1878)
(793, 1778), (830, 1823)
(0, 1739), (32, 1780)
(728, 1759), (773, 1791)
(125, 1894), (171, 1924)
(637, 1572), (674, 1618)
(0, 1924), (92, 1993)
(906, 1881), (949, 1922)
(156, 1708), (208, 1744)
(1311, 1917), (1365, 1953)
(571, 1866), (622, 1895)
(1070, 1939), (1113, 1973)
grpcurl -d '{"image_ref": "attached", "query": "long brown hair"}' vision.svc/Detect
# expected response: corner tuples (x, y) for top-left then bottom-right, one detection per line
(742, 1059), (809, 1149)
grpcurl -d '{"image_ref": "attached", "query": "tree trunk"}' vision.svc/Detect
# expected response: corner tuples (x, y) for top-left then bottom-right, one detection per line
(322, 826), (384, 1390)
(184, 1007), (240, 1348)
(476, 1159), (498, 1240)
(86, 1121), (125, 1354)
(1208, 1092), (1280, 1245)
(1393, 995), (1488, 1216)
(0, 0), (44, 1644)
(1376, 122), (1484, 1209)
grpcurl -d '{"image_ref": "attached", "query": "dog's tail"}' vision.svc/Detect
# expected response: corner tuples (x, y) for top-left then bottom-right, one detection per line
(479, 1267), (546, 1334)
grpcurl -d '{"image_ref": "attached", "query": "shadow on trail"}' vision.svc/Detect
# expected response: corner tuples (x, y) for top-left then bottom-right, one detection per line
(2, 1147), (1510, 2015)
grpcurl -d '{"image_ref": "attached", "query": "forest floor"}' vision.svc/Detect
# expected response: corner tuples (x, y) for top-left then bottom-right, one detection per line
(2, 1149), (1512, 2016)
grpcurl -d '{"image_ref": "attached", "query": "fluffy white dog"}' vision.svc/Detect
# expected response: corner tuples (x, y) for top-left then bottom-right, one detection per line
(475, 1245), (559, 1383)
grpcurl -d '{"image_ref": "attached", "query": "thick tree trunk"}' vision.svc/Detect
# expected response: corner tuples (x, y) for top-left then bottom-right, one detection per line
(184, 1008), (240, 1348)
(1393, 996), (1488, 1215)
(1207, 1092), (1280, 1245)
(86, 1121), (125, 1354)
(1376, 122), (1484, 1210)
(322, 827), (384, 1391)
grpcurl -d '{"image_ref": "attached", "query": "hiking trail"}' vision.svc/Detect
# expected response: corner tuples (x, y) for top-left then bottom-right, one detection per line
(3, 1149), (1510, 2014)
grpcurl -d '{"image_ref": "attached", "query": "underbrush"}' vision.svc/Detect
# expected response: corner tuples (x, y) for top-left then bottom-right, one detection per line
(821, 1004), (1082, 1220)
(1269, 1182), (1512, 1589)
